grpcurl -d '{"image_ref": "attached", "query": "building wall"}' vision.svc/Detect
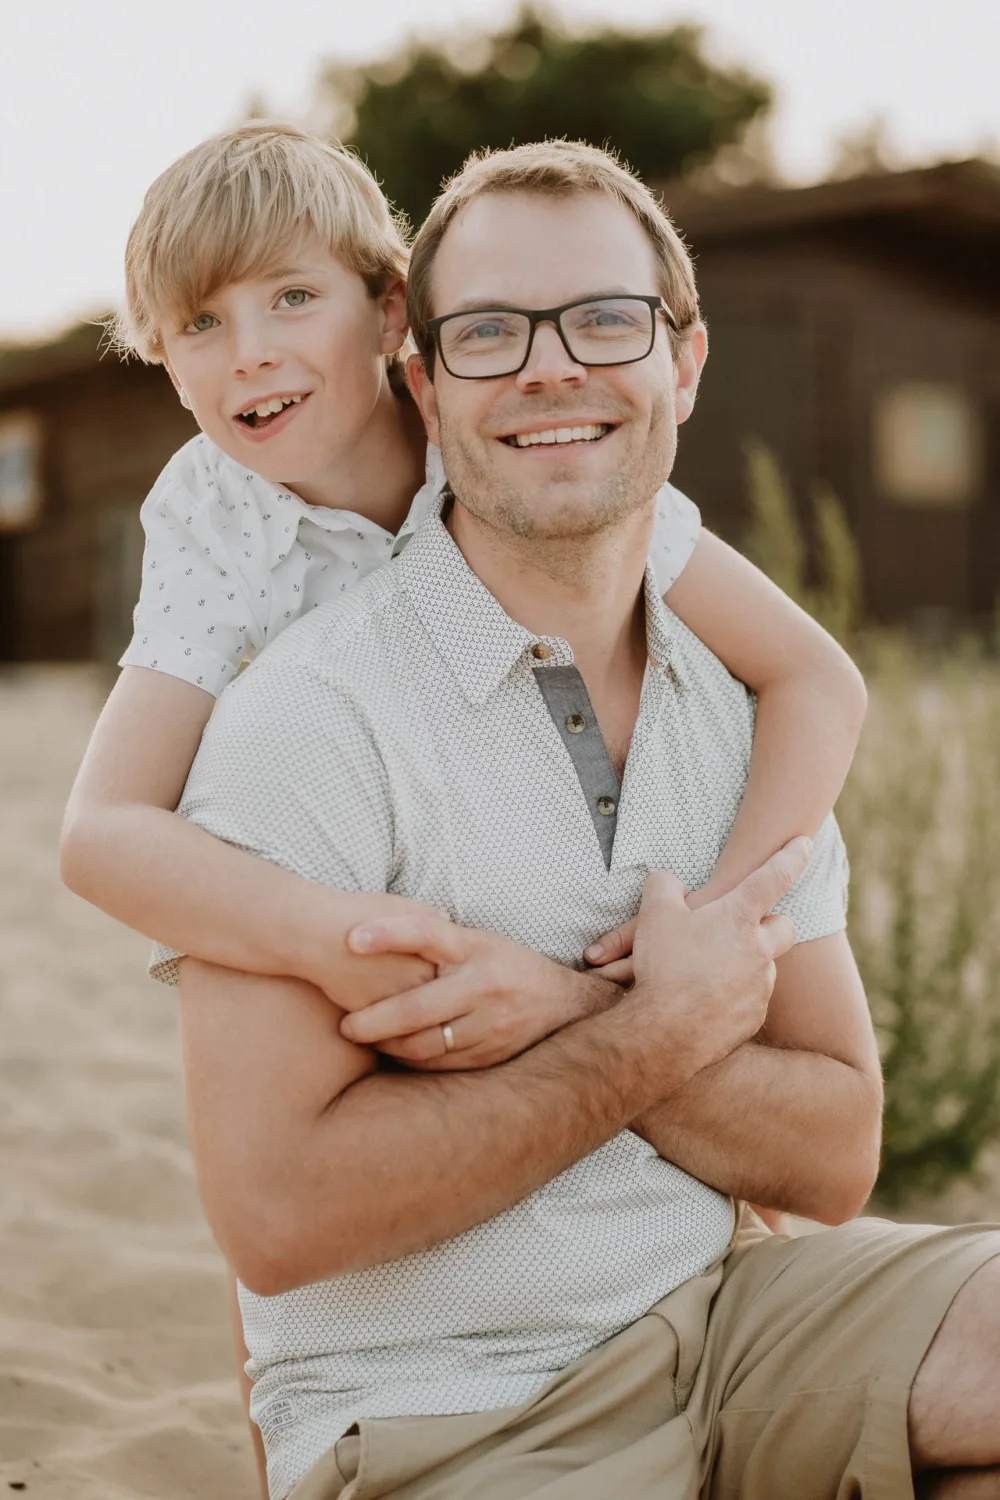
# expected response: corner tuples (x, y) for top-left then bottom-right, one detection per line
(671, 231), (1000, 625)
(0, 360), (197, 662)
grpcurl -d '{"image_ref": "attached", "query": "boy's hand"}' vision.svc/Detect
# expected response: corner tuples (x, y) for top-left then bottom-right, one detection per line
(338, 917), (620, 1069)
(581, 856), (789, 985)
(309, 893), (442, 1012)
(583, 918), (638, 985)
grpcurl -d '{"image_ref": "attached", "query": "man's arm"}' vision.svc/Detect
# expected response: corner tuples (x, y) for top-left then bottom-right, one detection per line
(178, 852), (804, 1296)
(631, 932), (883, 1224)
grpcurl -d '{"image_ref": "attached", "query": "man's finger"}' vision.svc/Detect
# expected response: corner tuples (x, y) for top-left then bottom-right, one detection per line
(727, 837), (812, 924)
(340, 976), (469, 1044)
(637, 869), (688, 913)
(758, 912), (797, 961)
(584, 918), (636, 965)
(346, 915), (469, 967)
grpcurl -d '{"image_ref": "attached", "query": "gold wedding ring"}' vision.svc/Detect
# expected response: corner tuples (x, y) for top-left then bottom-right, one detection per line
(442, 1023), (456, 1053)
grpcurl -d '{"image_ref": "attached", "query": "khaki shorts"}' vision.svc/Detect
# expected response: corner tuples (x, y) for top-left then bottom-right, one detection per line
(289, 1210), (1000, 1500)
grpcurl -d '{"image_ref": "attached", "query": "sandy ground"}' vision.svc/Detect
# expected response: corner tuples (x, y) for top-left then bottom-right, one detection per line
(3, 665), (998, 1500)
(0, 667), (257, 1499)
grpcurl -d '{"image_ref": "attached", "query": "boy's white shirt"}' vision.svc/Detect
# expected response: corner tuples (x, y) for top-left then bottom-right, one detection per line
(121, 432), (703, 693)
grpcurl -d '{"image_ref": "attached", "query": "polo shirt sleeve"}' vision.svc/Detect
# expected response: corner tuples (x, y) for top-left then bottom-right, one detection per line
(149, 640), (394, 984)
(771, 812), (850, 944)
(119, 442), (267, 696)
(648, 483), (702, 595)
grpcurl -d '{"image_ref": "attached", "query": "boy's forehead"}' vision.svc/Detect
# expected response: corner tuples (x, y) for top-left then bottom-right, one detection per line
(430, 191), (659, 316)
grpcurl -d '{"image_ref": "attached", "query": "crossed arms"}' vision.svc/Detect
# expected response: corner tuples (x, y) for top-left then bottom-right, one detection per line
(179, 855), (883, 1298)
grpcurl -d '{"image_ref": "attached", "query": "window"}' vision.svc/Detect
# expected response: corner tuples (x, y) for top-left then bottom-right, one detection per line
(0, 410), (43, 533)
(874, 383), (981, 507)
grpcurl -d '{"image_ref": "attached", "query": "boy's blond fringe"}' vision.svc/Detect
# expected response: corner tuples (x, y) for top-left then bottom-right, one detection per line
(111, 122), (411, 364)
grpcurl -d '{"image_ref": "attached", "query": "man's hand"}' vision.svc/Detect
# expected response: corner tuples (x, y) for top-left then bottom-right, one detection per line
(628, 838), (810, 1079)
(339, 918), (620, 1069)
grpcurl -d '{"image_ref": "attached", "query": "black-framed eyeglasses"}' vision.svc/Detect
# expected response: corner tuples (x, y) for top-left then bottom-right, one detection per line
(425, 294), (678, 380)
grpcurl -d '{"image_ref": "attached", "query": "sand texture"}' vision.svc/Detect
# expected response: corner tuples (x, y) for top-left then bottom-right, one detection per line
(0, 668), (257, 1498)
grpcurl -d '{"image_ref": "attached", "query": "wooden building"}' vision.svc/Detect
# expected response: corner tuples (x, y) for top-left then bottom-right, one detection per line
(1, 159), (998, 662)
(0, 324), (196, 664)
(665, 159), (1000, 628)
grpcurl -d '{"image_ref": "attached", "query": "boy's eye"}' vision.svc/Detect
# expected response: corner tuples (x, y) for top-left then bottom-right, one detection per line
(186, 312), (219, 334)
(278, 289), (311, 308)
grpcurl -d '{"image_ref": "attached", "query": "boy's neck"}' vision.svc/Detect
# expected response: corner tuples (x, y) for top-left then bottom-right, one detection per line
(282, 377), (427, 534)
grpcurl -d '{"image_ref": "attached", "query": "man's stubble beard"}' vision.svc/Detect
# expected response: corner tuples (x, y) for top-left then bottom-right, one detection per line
(436, 391), (677, 566)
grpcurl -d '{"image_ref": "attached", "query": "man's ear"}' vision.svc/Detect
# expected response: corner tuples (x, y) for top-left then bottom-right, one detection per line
(674, 321), (708, 427)
(378, 277), (410, 356)
(406, 351), (441, 446)
(163, 356), (192, 410)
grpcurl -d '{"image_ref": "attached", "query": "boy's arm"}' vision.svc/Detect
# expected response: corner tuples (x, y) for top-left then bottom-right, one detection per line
(60, 666), (435, 1004)
(587, 531), (866, 972)
(670, 531), (867, 903)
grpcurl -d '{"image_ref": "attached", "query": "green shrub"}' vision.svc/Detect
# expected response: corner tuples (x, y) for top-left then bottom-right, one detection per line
(743, 440), (1000, 1208)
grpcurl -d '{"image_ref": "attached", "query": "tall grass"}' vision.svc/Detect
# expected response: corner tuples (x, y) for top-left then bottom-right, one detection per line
(745, 440), (1000, 1208)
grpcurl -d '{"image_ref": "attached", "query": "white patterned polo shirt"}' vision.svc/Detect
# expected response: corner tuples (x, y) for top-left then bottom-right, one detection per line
(120, 432), (702, 694)
(172, 513), (849, 1498)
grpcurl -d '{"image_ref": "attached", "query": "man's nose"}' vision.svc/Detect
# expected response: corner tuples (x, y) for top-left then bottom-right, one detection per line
(515, 321), (587, 391)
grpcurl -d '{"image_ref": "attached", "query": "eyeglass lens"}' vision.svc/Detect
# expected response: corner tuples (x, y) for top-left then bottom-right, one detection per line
(437, 297), (656, 377)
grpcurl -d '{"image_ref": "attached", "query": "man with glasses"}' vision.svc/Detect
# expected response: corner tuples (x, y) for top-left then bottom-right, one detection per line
(174, 142), (1000, 1500)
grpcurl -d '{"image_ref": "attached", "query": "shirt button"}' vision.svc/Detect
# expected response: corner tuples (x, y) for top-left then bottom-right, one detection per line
(565, 713), (586, 733)
(596, 796), (617, 817)
(530, 643), (550, 660)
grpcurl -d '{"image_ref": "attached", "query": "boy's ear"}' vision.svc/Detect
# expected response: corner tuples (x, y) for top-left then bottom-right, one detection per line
(406, 351), (440, 445)
(378, 277), (410, 357)
(163, 356), (192, 410)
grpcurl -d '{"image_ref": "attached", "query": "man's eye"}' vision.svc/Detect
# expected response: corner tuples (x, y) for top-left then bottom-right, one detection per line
(279, 289), (311, 308)
(458, 320), (513, 343)
(187, 313), (219, 334)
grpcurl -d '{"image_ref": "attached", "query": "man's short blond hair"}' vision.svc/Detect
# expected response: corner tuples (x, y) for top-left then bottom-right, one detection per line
(114, 122), (410, 363)
(407, 140), (701, 368)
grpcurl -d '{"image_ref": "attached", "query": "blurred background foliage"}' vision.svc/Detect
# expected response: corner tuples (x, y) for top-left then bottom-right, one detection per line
(314, 5), (774, 226)
(745, 441), (1000, 1210)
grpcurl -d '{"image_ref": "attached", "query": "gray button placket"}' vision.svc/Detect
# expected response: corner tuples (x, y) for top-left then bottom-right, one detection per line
(532, 665), (620, 869)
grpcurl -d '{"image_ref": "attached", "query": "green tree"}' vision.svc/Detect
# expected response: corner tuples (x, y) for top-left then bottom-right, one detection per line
(316, 7), (772, 227)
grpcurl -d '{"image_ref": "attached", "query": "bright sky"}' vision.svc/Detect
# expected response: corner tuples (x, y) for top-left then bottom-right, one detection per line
(4, 0), (997, 342)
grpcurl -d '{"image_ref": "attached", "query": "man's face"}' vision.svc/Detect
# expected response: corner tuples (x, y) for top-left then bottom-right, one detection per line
(409, 192), (706, 544)
(160, 232), (407, 490)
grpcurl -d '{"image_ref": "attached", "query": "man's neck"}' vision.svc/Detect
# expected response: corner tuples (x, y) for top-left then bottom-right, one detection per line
(285, 379), (427, 534)
(448, 500), (654, 773)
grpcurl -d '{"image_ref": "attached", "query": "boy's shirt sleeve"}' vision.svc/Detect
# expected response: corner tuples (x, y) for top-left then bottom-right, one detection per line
(120, 438), (268, 695)
(648, 483), (702, 596)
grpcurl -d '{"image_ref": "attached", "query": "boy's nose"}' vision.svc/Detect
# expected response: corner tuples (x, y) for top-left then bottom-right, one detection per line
(228, 322), (280, 376)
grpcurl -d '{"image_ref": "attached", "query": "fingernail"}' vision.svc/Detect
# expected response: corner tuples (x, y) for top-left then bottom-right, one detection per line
(584, 943), (603, 960)
(348, 929), (373, 952)
(340, 1018), (357, 1039)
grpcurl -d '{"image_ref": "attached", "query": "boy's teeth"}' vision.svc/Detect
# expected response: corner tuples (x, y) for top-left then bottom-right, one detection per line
(512, 424), (606, 447)
(246, 395), (302, 419)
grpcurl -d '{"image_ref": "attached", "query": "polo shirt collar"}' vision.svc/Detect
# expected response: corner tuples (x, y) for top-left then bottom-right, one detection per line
(399, 510), (675, 707)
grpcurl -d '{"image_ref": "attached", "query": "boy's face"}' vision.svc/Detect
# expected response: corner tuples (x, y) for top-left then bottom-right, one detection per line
(160, 233), (407, 488)
(408, 191), (705, 545)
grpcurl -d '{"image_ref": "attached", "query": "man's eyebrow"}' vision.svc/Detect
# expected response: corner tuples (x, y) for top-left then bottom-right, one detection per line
(441, 287), (638, 315)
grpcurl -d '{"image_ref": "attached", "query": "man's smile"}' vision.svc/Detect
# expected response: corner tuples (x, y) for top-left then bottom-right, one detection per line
(500, 422), (615, 448)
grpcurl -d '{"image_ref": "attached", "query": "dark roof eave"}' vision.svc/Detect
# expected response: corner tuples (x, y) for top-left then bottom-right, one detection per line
(0, 319), (123, 398)
(657, 159), (1000, 245)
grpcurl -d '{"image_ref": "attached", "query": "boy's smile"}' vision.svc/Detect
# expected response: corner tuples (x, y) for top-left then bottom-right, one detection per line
(233, 390), (310, 440)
